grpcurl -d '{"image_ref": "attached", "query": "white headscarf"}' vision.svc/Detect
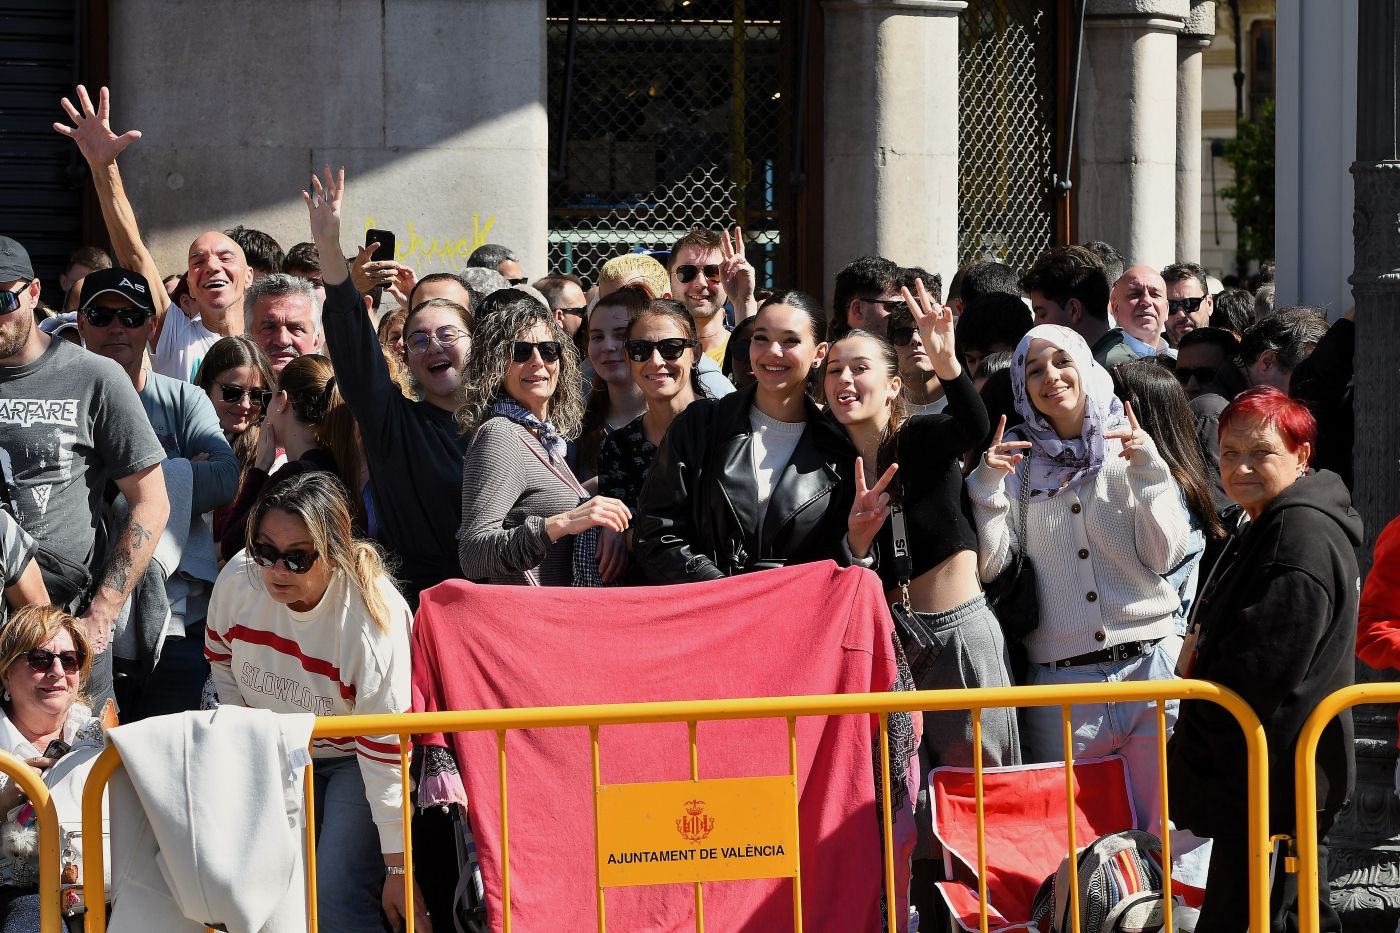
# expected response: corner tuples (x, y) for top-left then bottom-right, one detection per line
(1008, 324), (1127, 498)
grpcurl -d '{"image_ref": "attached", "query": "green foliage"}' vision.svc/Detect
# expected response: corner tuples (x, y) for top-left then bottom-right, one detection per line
(1219, 100), (1276, 272)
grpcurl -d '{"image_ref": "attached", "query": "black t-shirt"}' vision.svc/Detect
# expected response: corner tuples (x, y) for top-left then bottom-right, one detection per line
(873, 371), (990, 590)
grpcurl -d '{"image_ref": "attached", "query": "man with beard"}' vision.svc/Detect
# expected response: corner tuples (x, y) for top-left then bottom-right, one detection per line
(0, 237), (169, 711)
(667, 227), (758, 362)
(75, 267), (237, 717)
(54, 84), (254, 383)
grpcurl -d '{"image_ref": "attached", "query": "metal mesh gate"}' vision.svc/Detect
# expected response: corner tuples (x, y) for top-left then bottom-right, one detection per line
(545, 0), (786, 290)
(958, 0), (1058, 273)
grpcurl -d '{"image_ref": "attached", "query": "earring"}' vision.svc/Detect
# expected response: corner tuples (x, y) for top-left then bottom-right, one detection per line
(3, 689), (10, 703)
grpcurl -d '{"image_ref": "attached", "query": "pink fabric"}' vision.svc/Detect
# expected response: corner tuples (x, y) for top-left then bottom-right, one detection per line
(412, 561), (907, 932)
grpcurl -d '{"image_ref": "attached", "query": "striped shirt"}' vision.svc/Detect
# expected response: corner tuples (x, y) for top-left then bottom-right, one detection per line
(206, 552), (413, 852)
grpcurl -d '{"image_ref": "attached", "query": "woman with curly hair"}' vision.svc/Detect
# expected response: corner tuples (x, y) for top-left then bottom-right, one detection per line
(456, 290), (632, 585)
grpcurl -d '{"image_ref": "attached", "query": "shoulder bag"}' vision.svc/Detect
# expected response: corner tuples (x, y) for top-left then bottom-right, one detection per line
(984, 455), (1040, 646)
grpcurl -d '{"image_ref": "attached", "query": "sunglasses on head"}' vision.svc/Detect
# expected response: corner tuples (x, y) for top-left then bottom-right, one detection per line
(675, 264), (721, 285)
(0, 280), (32, 316)
(888, 326), (918, 348)
(251, 542), (320, 574)
(511, 340), (562, 364)
(82, 305), (153, 328)
(218, 383), (272, 408)
(625, 337), (697, 363)
(25, 647), (84, 674)
(509, 277), (529, 286)
(1167, 296), (1206, 316)
(1175, 365), (1218, 385)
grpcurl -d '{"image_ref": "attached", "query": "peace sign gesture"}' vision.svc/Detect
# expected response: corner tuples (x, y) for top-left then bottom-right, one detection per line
(720, 225), (759, 317)
(847, 457), (899, 559)
(1104, 401), (1152, 461)
(983, 414), (1032, 475)
(900, 279), (960, 380)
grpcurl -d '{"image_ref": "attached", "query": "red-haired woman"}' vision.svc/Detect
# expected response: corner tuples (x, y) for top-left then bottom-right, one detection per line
(1167, 386), (1360, 933)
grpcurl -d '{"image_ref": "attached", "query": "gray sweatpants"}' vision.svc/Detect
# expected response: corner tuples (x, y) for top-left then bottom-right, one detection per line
(911, 593), (1022, 859)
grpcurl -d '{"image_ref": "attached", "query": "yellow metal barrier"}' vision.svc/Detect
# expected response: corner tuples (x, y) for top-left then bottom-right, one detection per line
(1294, 682), (1399, 933)
(0, 750), (64, 933)
(78, 680), (1271, 933)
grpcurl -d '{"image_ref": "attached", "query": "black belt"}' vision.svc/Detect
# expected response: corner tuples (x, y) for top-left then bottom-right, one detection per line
(1052, 639), (1161, 669)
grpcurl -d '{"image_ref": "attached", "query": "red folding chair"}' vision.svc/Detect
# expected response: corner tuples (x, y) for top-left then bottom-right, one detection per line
(929, 756), (1138, 932)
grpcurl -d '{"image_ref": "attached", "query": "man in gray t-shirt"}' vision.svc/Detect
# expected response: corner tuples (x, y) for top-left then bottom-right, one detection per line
(0, 236), (168, 709)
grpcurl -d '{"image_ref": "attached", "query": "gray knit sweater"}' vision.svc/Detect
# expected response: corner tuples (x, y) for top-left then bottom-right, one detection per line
(967, 436), (1192, 665)
(458, 417), (581, 586)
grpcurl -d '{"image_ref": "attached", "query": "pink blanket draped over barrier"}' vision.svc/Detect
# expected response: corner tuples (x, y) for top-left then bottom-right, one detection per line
(412, 561), (916, 932)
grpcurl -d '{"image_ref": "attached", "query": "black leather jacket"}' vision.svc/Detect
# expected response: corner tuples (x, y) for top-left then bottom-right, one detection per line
(633, 383), (856, 584)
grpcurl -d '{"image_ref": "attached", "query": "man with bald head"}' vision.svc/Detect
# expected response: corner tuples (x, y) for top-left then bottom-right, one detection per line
(1109, 264), (1173, 359)
(55, 84), (254, 382)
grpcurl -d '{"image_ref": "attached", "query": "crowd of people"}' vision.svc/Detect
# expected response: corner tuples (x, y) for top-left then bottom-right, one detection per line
(0, 83), (1373, 933)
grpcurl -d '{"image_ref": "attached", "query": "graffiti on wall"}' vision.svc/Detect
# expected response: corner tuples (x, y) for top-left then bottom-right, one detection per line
(360, 214), (500, 272)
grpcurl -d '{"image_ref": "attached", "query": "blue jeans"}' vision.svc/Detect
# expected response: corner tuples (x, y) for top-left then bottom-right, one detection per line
(313, 756), (390, 933)
(1022, 635), (1183, 835)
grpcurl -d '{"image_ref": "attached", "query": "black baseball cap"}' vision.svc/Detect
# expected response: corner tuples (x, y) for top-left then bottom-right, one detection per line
(78, 267), (155, 313)
(0, 237), (34, 282)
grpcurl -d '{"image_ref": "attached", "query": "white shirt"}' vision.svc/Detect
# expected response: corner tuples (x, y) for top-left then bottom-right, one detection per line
(749, 408), (807, 529)
(152, 308), (221, 383)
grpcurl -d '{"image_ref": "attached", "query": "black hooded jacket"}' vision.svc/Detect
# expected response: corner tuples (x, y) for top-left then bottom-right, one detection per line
(1167, 469), (1362, 836)
(633, 383), (856, 584)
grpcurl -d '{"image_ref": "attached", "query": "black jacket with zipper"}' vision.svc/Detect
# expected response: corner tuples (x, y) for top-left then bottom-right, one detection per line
(633, 383), (856, 584)
(1167, 468), (1362, 837)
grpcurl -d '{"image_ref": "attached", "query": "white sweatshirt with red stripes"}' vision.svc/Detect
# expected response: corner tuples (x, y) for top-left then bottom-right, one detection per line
(205, 551), (413, 853)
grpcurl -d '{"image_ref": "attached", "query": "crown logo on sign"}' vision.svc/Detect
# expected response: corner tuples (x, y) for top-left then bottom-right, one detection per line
(684, 799), (706, 815)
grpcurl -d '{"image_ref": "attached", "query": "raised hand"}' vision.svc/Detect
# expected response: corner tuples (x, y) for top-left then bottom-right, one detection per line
(1104, 401), (1151, 460)
(720, 225), (756, 307)
(848, 457), (899, 558)
(983, 415), (1032, 475)
(53, 85), (141, 166)
(302, 164), (345, 246)
(350, 244), (415, 297)
(901, 279), (959, 380)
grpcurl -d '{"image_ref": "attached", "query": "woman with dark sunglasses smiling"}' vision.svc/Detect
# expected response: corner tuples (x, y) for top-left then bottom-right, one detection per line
(0, 605), (105, 930)
(595, 299), (709, 583)
(456, 290), (631, 585)
(207, 471), (427, 933)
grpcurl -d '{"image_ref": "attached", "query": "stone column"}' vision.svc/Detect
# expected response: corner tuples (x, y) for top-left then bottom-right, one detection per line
(822, 0), (965, 291)
(1076, 0), (1188, 268)
(1336, 4), (1400, 930)
(1175, 2), (1215, 264)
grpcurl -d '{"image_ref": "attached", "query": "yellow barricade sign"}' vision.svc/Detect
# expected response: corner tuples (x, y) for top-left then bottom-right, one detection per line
(595, 775), (799, 887)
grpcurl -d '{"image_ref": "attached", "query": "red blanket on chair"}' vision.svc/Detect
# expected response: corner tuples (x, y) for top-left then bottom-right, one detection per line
(412, 561), (913, 932)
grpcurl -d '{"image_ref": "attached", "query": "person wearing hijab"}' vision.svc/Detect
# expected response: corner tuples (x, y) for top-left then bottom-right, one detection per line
(967, 324), (1193, 835)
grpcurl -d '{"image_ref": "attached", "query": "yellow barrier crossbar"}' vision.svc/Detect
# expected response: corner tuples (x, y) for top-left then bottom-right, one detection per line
(1294, 682), (1399, 933)
(77, 679), (1271, 933)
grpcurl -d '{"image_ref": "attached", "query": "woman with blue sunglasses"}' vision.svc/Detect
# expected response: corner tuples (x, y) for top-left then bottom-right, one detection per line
(206, 471), (427, 933)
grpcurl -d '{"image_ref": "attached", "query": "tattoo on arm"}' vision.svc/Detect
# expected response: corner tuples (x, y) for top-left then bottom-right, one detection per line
(99, 520), (153, 599)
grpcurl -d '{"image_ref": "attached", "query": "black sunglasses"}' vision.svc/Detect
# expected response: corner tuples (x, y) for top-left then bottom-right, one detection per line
(218, 383), (272, 408)
(82, 305), (153, 328)
(0, 280), (32, 316)
(625, 337), (697, 362)
(512, 340), (562, 364)
(25, 647), (84, 674)
(888, 326), (918, 348)
(859, 297), (910, 313)
(675, 264), (721, 285)
(554, 305), (588, 317)
(1167, 296), (1206, 316)
(1175, 365), (1218, 385)
(508, 277), (529, 286)
(251, 542), (320, 574)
